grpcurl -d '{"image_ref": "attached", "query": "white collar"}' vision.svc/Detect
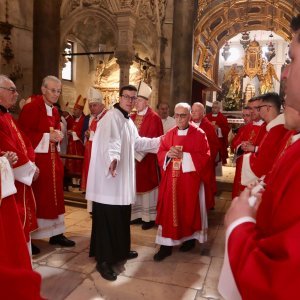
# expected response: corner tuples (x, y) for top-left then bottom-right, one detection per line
(292, 132), (300, 144)
(178, 128), (188, 136)
(266, 114), (285, 132)
(137, 106), (148, 116)
(252, 119), (264, 126)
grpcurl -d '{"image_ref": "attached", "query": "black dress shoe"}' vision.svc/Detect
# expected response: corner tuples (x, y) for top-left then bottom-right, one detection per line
(96, 262), (117, 281)
(141, 221), (155, 230)
(127, 250), (138, 259)
(49, 234), (76, 247)
(179, 239), (196, 252)
(31, 243), (40, 255)
(153, 245), (173, 262)
(130, 218), (143, 225)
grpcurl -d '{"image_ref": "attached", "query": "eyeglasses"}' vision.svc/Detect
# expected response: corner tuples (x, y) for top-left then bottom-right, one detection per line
(0, 86), (18, 93)
(45, 87), (62, 94)
(121, 94), (137, 101)
(174, 113), (188, 119)
(256, 105), (272, 112)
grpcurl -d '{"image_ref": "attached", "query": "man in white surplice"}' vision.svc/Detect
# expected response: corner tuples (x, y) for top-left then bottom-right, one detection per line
(86, 84), (161, 281)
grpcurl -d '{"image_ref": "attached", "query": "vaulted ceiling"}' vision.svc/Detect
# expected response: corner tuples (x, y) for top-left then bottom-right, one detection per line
(195, 0), (300, 56)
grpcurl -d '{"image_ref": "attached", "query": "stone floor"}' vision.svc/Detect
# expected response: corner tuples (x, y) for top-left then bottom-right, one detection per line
(33, 167), (234, 300)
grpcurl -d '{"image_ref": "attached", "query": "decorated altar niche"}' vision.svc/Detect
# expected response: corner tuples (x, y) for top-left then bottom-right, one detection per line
(218, 64), (243, 111)
(218, 38), (281, 112)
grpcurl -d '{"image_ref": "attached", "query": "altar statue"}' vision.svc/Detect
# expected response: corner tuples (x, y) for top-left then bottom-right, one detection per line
(224, 65), (241, 99)
(259, 63), (279, 94)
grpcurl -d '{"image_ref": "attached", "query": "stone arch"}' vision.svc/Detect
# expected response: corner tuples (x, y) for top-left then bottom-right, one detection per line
(60, 8), (118, 50)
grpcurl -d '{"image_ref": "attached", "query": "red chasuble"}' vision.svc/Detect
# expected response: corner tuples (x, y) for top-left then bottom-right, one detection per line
(206, 112), (230, 164)
(65, 114), (85, 175)
(228, 136), (300, 299)
(18, 95), (65, 219)
(0, 110), (38, 241)
(156, 125), (210, 240)
(194, 117), (221, 209)
(247, 124), (293, 181)
(81, 110), (107, 191)
(0, 195), (43, 299)
(131, 107), (163, 193)
(231, 122), (266, 198)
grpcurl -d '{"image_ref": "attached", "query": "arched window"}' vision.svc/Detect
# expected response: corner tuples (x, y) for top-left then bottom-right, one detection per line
(62, 41), (73, 81)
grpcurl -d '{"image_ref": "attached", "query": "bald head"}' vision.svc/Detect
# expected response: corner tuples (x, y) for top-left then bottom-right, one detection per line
(191, 102), (205, 122)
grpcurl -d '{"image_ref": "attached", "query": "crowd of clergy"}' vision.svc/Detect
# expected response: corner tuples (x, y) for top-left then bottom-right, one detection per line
(1, 14), (300, 299)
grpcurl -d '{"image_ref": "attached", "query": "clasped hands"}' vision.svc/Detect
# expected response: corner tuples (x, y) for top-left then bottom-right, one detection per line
(224, 182), (264, 229)
(1, 151), (39, 181)
(167, 146), (183, 159)
(50, 130), (63, 143)
(1, 151), (18, 166)
(241, 141), (255, 152)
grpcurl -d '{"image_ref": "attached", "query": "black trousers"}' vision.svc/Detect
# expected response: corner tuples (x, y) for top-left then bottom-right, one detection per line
(89, 202), (131, 264)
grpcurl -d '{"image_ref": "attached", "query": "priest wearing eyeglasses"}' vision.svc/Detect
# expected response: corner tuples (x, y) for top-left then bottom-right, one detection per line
(18, 75), (75, 255)
(0, 74), (39, 250)
(153, 102), (210, 261)
(86, 84), (161, 281)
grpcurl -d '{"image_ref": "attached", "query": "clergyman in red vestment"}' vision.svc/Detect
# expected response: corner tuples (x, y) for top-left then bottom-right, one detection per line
(218, 15), (300, 300)
(0, 151), (42, 299)
(81, 87), (106, 212)
(131, 82), (163, 230)
(19, 75), (75, 253)
(206, 101), (230, 165)
(231, 98), (266, 198)
(0, 75), (39, 246)
(191, 102), (220, 210)
(241, 93), (293, 187)
(154, 102), (210, 261)
(65, 94), (86, 184)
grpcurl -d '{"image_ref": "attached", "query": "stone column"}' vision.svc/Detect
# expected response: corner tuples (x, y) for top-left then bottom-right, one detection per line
(115, 11), (136, 88)
(116, 54), (133, 87)
(169, 0), (197, 113)
(149, 68), (159, 109)
(33, 0), (61, 93)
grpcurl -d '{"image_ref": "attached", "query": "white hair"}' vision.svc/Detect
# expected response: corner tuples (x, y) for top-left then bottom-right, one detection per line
(0, 74), (12, 86)
(42, 75), (61, 87)
(192, 102), (204, 109)
(175, 102), (191, 112)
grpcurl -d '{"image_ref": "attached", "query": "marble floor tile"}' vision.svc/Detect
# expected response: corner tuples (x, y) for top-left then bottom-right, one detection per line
(35, 168), (234, 299)
(89, 270), (198, 300)
(37, 265), (85, 300)
(64, 278), (105, 300)
(209, 228), (226, 258)
(201, 257), (225, 299)
(39, 250), (79, 268)
(61, 251), (96, 274)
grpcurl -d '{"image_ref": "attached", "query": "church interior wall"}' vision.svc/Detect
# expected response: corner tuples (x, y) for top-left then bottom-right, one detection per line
(157, 0), (173, 105)
(0, 0), (33, 100)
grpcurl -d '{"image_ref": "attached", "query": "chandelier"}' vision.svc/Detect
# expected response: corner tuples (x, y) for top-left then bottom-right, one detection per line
(0, 0), (14, 63)
(240, 31), (250, 49)
(202, 54), (212, 72)
(265, 41), (276, 62)
(221, 41), (231, 61)
(0, 0), (23, 81)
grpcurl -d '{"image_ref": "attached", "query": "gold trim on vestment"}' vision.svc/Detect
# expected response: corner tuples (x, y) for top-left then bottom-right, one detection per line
(50, 127), (58, 207)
